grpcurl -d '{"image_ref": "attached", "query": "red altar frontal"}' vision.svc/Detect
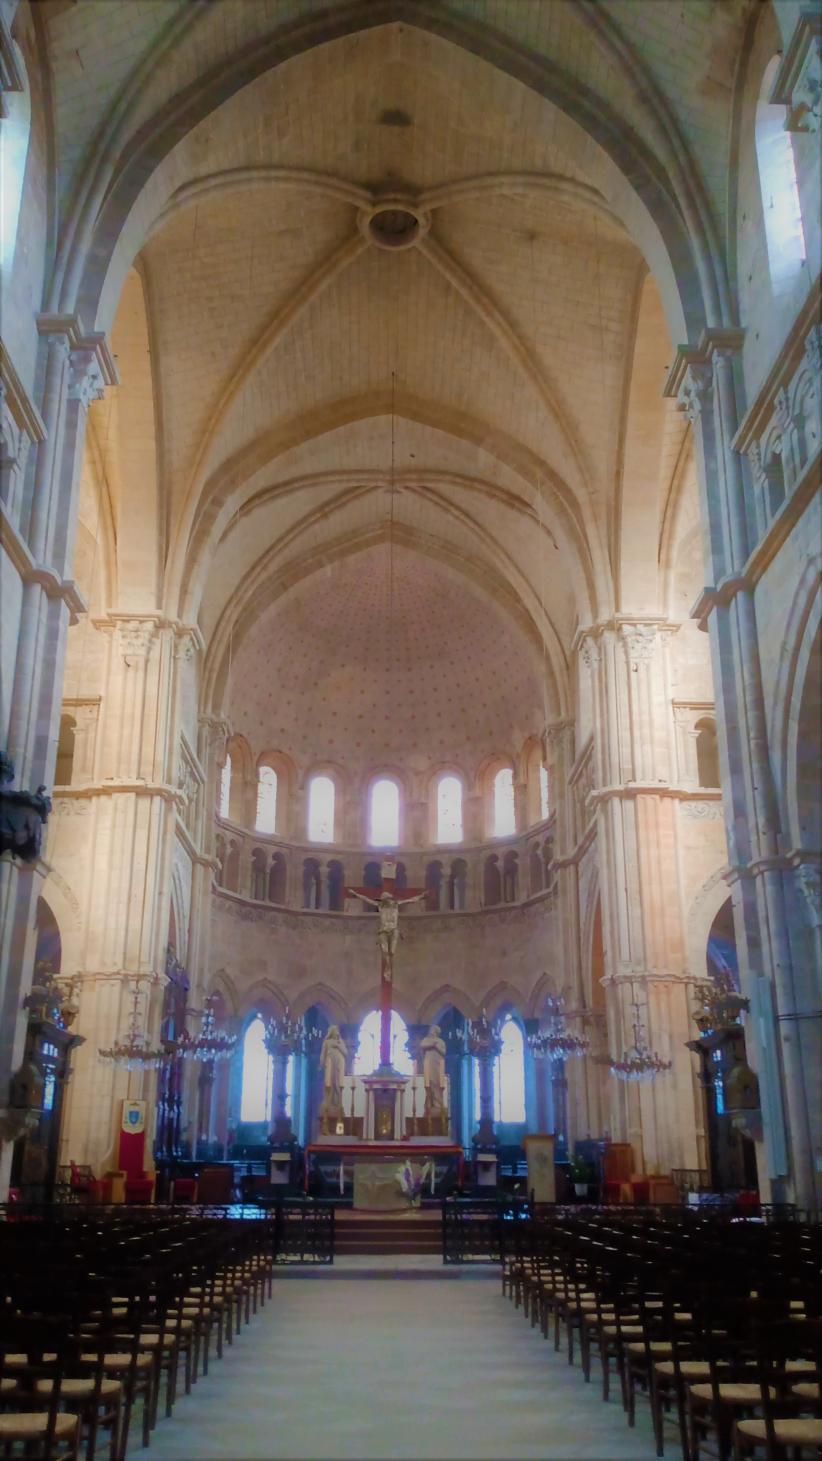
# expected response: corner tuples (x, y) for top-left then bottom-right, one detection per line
(305, 1140), (464, 1206)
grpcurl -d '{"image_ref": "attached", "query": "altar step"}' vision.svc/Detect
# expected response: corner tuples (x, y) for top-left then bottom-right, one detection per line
(334, 1210), (442, 1255)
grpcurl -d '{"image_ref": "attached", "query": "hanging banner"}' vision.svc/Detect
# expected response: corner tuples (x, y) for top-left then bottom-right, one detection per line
(121, 1100), (146, 1134)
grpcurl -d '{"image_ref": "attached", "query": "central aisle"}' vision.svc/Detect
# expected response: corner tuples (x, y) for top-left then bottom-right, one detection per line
(136, 1277), (658, 1460)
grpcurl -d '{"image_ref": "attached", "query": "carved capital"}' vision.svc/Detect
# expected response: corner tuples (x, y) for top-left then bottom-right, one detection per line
(68, 350), (106, 410)
(620, 622), (658, 669)
(116, 618), (157, 658)
(679, 362), (713, 424)
(579, 635), (600, 672)
(174, 627), (200, 664)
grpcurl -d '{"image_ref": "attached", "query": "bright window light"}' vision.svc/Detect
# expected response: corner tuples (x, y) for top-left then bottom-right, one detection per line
(493, 767), (516, 837)
(437, 775), (463, 843)
(240, 1016), (273, 1122)
(353, 1009), (413, 1076)
(472, 1015), (525, 1123)
(0, 62), (31, 293)
(370, 778), (399, 846)
(219, 755), (232, 818)
(255, 766), (278, 833)
(539, 765), (550, 820)
(756, 58), (806, 291)
(307, 775), (335, 842)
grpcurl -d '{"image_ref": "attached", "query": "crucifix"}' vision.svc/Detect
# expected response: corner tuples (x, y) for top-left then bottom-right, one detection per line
(346, 858), (427, 1069)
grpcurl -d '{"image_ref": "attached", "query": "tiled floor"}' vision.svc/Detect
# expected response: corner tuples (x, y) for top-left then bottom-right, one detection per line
(133, 1277), (659, 1459)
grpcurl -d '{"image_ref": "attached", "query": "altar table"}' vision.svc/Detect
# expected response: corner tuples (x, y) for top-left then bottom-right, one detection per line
(305, 1141), (464, 1204)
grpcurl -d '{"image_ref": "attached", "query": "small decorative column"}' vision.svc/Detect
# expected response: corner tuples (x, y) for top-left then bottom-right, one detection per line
(468, 1012), (502, 1146)
(263, 1009), (304, 1142)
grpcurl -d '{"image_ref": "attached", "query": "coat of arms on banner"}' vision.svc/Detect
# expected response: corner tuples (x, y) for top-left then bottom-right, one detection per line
(121, 1100), (146, 1134)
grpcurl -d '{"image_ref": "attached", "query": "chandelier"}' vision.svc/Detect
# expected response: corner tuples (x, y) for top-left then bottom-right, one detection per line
(597, 986), (671, 1082)
(465, 1009), (503, 1057)
(692, 970), (749, 1035)
(99, 986), (165, 1070)
(527, 992), (589, 1061)
(263, 1007), (306, 1056)
(186, 993), (237, 1063)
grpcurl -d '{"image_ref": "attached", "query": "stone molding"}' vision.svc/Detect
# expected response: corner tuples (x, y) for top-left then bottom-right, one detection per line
(51, 781), (185, 808)
(771, 6), (822, 133)
(1, 345), (46, 527)
(0, 500), (87, 623)
(590, 785), (722, 807)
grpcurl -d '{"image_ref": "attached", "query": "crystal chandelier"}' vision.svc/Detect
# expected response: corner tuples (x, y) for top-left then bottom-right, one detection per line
(186, 993), (237, 1063)
(99, 986), (165, 1070)
(598, 986), (671, 1082)
(263, 1007), (306, 1056)
(527, 992), (589, 1061)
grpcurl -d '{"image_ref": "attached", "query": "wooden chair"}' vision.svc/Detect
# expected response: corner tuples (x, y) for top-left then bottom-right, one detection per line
(731, 1319), (822, 1461)
(0, 1319), (83, 1460)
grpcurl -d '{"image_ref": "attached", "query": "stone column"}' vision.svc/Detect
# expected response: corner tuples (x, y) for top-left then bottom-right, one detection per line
(666, 334), (819, 1213)
(0, 322), (115, 1196)
(579, 621), (701, 1177)
(54, 614), (195, 1173)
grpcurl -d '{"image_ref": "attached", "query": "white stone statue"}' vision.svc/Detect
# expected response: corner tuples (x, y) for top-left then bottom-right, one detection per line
(420, 1023), (447, 1115)
(346, 888), (427, 973)
(319, 1024), (348, 1127)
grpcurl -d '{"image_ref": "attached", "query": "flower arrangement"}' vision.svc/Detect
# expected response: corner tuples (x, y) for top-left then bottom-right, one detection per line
(396, 1159), (433, 1206)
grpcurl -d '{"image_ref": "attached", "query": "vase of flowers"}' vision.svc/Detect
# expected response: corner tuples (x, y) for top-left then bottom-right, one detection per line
(396, 1159), (432, 1208)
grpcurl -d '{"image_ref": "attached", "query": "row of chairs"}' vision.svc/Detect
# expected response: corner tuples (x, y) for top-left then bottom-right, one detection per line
(503, 1208), (822, 1461)
(0, 1206), (277, 1459)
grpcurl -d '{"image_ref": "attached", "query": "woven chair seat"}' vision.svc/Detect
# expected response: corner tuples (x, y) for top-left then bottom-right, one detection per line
(4, 1353), (57, 1367)
(35, 1376), (121, 1399)
(656, 1360), (711, 1378)
(786, 1358), (816, 1372)
(81, 1351), (152, 1371)
(627, 1340), (673, 1355)
(737, 1418), (822, 1445)
(791, 1382), (821, 1399)
(0, 1411), (78, 1439)
(690, 1383), (777, 1404)
(602, 1324), (644, 1336)
(0, 1377), (18, 1393)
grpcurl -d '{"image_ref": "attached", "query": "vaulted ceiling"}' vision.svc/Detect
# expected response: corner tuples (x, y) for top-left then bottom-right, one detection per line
(47, 0), (736, 748)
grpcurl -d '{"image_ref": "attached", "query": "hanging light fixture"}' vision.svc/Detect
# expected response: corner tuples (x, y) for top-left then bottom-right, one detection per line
(596, 984), (671, 1082)
(527, 991), (589, 1061)
(99, 985), (165, 1071)
(263, 1006), (306, 1057)
(164, 994), (238, 1063)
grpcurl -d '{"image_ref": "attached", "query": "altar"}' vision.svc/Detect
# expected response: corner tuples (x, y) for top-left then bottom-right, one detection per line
(305, 1140), (465, 1203)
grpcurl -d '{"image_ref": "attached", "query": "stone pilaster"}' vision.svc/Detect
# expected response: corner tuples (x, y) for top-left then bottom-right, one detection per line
(666, 329), (820, 1213)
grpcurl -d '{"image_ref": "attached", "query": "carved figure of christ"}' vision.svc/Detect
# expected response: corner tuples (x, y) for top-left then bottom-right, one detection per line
(346, 866), (426, 1069)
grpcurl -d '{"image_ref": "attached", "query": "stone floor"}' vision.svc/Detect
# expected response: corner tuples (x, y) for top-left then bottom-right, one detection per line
(134, 1276), (659, 1460)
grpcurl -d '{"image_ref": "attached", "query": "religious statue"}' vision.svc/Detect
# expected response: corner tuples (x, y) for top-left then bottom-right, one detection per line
(420, 1023), (447, 1120)
(319, 1024), (348, 1132)
(345, 887), (427, 975)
